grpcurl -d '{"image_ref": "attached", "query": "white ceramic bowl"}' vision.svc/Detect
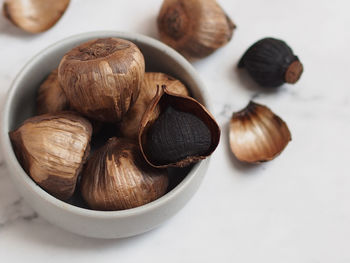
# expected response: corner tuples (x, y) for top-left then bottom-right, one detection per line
(0, 31), (211, 239)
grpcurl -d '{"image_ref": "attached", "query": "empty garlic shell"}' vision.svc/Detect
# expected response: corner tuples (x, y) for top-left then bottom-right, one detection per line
(238, 38), (303, 87)
(36, 69), (69, 115)
(139, 85), (220, 168)
(9, 112), (92, 200)
(120, 72), (189, 139)
(229, 101), (291, 163)
(58, 38), (145, 123)
(157, 0), (235, 58)
(3, 0), (70, 33)
(81, 138), (168, 211)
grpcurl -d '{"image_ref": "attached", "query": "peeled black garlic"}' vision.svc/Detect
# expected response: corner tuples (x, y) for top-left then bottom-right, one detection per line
(238, 38), (303, 87)
(36, 69), (69, 115)
(9, 112), (92, 200)
(157, 0), (235, 58)
(146, 106), (211, 164)
(81, 138), (168, 211)
(58, 38), (145, 123)
(139, 85), (220, 168)
(120, 72), (189, 139)
(229, 101), (291, 163)
(2, 0), (70, 33)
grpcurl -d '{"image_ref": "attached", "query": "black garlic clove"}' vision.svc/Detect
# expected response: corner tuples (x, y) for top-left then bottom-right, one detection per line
(139, 85), (220, 168)
(157, 0), (236, 58)
(3, 0), (70, 33)
(145, 106), (211, 164)
(36, 69), (70, 115)
(238, 38), (303, 87)
(9, 112), (92, 200)
(81, 138), (168, 211)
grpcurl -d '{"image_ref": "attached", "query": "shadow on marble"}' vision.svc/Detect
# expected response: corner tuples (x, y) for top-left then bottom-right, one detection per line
(222, 121), (262, 173)
(3, 213), (169, 250)
(233, 64), (287, 96)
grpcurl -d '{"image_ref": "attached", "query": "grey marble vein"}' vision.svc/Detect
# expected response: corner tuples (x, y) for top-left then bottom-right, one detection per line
(249, 87), (324, 103)
(0, 197), (38, 230)
(217, 104), (235, 120)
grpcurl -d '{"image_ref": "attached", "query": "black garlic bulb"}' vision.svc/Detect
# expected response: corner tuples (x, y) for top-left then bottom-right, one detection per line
(81, 138), (168, 211)
(238, 38), (303, 87)
(139, 85), (220, 168)
(36, 69), (69, 115)
(145, 106), (211, 164)
(157, 0), (235, 58)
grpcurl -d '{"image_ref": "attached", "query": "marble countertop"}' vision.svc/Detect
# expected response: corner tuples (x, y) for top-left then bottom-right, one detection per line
(1, 0), (349, 262)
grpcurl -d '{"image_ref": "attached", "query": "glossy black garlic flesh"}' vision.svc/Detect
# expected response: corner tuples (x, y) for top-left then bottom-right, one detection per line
(139, 85), (220, 168)
(145, 106), (212, 164)
(238, 38), (303, 87)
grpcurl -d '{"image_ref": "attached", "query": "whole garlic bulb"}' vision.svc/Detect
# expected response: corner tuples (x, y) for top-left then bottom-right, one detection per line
(81, 138), (168, 211)
(157, 0), (235, 58)
(2, 0), (70, 33)
(9, 112), (92, 200)
(58, 38), (145, 123)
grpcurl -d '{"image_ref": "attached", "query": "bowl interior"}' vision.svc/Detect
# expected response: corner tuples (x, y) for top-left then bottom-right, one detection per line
(5, 31), (207, 211)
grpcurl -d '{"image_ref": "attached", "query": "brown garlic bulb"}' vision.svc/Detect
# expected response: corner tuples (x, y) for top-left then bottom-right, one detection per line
(36, 69), (69, 115)
(139, 85), (220, 168)
(120, 72), (189, 139)
(58, 38), (145, 123)
(229, 101), (291, 163)
(9, 112), (92, 200)
(81, 138), (168, 211)
(2, 0), (70, 33)
(157, 0), (235, 58)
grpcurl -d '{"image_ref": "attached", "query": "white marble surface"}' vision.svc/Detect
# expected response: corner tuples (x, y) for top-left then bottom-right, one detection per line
(1, 0), (350, 262)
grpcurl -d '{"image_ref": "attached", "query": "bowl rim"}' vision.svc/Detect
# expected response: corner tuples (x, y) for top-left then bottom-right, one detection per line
(0, 31), (211, 219)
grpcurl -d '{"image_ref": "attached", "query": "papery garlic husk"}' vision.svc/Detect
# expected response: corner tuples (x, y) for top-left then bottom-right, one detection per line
(229, 101), (291, 163)
(238, 38), (303, 87)
(2, 0), (70, 33)
(58, 38), (145, 123)
(9, 112), (92, 200)
(80, 137), (168, 211)
(139, 85), (220, 168)
(36, 69), (70, 115)
(157, 0), (235, 58)
(120, 72), (189, 139)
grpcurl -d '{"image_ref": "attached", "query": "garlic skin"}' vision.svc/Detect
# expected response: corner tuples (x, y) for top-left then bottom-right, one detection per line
(36, 69), (69, 115)
(229, 101), (291, 163)
(139, 85), (220, 168)
(58, 38), (145, 123)
(2, 0), (70, 33)
(81, 138), (168, 211)
(157, 0), (235, 58)
(9, 112), (92, 200)
(120, 72), (189, 139)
